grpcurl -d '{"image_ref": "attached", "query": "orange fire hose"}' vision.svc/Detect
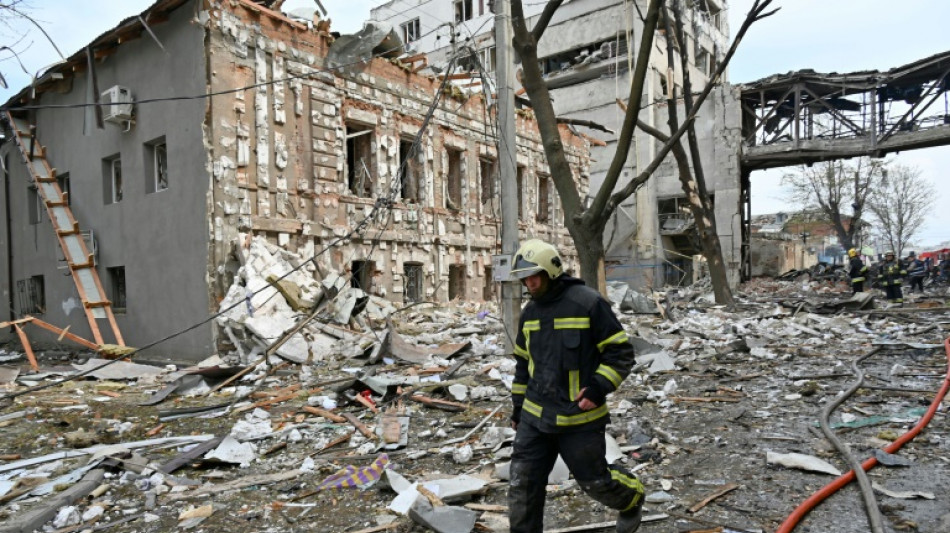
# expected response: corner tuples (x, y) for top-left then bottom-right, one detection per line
(775, 337), (950, 533)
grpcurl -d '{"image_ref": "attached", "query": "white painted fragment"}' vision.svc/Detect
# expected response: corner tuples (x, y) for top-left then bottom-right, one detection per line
(766, 451), (842, 475)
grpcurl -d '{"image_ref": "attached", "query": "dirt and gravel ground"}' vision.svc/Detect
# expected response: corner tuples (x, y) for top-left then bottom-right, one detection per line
(1, 278), (948, 533)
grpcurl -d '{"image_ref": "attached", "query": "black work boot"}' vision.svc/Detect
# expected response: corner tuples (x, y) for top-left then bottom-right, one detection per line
(616, 500), (643, 533)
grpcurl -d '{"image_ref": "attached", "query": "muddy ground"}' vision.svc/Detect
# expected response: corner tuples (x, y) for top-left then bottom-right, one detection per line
(1, 278), (948, 533)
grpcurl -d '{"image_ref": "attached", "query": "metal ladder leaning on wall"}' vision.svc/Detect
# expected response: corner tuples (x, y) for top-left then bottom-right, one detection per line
(5, 110), (125, 347)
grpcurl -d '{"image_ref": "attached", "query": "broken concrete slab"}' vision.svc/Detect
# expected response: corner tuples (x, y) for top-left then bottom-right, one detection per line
(204, 436), (257, 465)
(408, 495), (478, 533)
(0, 469), (104, 533)
(72, 358), (164, 381)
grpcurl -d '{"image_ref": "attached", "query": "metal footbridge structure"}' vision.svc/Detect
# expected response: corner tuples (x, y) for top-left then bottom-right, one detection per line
(738, 50), (950, 280)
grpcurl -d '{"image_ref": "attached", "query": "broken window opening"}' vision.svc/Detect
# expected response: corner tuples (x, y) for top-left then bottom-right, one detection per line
(695, 45), (711, 76)
(103, 155), (123, 204)
(16, 275), (45, 315)
(479, 158), (497, 210)
(57, 172), (70, 206)
(459, 46), (496, 75)
(27, 185), (42, 225)
(539, 36), (628, 76)
(454, 0), (473, 23)
(448, 264), (465, 300)
(404, 262), (424, 304)
(480, 46), (496, 74)
(401, 18), (420, 44)
(351, 260), (376, 292)
(483, 265), (494, 301)
(695, 0), (723, 30)
(145, 137), (168, 194)
(537, 174), (551, 223)
(108, 266), (127, 311)
(399, 138), (421, 203)
(446, 147), (463, 211)
(345, 124), (374, 198)
(658, 73), (670, 100)
(516, 166), (525, 219)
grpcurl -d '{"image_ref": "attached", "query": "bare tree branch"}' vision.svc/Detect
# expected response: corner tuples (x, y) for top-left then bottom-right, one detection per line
(531, 0), (564, 42)
(605, 0), (778, 222)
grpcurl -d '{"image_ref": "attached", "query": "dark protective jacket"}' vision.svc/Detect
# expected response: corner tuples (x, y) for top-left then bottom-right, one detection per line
(878, 259), (906, 286)
(511, 275), (636, 433)
(907, 258), (926, 278)
(848, 256), (867, 283)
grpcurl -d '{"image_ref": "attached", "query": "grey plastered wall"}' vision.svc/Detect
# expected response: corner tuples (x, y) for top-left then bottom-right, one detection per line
(0, 0), (213, 360)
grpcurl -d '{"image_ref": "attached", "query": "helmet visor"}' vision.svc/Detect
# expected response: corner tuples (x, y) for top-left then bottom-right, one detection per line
(510, 256), (544, 280)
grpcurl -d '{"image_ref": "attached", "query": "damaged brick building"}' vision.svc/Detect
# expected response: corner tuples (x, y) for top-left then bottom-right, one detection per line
(0, 0), (591, 360)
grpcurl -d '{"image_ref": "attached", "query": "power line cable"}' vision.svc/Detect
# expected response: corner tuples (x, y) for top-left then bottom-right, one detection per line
(0, 40), (469, 404)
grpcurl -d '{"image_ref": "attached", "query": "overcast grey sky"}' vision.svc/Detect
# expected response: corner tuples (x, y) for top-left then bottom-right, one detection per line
(2, 0), (949, 244)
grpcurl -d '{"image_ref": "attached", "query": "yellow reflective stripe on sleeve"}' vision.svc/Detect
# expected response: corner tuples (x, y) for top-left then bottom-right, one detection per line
(523, 320), (539, 378)
(568, 370), (580, 401)
(513, 345), (529, 359)
(553, 317), (590, 329)
(597, 330), (629, 352)
(595, 364), (623, 388)
(556, 403), (608, 426)
(511, 382), (527, 395)
(523, 399), (543, 418)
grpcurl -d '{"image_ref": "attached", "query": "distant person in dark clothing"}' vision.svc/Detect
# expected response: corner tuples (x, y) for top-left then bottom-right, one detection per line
(906, 252), (926, 292)
(847, 248), (868, 293)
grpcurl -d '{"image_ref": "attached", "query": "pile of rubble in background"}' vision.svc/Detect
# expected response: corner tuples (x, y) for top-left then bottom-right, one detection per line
(1, 255), (948, 533)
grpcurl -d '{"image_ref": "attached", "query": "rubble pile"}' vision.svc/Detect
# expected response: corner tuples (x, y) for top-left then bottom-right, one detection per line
(1, 271), (948, 533)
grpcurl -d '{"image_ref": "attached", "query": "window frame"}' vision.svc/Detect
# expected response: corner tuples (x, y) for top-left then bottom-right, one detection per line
(537, 173), (551, 223)
(401, 18), (420, 44)
(107, 266), (127, 312)
(454, 0), (473, 23)
(103, 155), (123, 204)
(404, 262), (424, 304)
(27, 185), (43, 225)
(16, 275), (45, 315)
(345, 123), (375, 198)
(445, 147), (463, 210)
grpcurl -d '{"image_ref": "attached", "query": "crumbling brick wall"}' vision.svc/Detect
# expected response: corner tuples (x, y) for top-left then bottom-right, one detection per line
(203, 0), (590, 306)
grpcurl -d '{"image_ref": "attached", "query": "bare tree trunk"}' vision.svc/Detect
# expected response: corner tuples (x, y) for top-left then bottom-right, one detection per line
(668, 2), (734, 305)
(509, 0), (776, 295)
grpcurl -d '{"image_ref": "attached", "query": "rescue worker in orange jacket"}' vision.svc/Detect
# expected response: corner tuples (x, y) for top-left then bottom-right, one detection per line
(508, 239), (644, 533)
(847, 248), (868, 293)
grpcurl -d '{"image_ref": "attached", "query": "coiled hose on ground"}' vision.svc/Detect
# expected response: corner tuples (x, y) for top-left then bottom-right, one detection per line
(775, 337), (950, 533)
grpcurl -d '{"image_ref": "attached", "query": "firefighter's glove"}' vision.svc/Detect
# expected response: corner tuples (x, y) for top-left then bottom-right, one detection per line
(579, 382), (607, 407)
(511, 404), (522, 425)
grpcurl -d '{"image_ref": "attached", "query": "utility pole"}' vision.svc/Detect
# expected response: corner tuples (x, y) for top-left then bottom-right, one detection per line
(495, 0), (520, 348)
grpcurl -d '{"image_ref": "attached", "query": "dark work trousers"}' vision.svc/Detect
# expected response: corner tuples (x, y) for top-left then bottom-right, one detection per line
(885, 284), (903, 303)
(910, 276), (924, 292)
(851, 280), (864, 293)
(508, 421), (644, 533)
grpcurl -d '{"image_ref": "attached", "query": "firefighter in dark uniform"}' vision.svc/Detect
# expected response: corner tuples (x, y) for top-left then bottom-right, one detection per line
(878, 250), (906, 305)
(507, 239), (644, 533)
(848, 248), (868, 293)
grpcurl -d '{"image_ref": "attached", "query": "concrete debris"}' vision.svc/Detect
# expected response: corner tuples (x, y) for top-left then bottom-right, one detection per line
(2, 277), (949, 531)
(871, 482), (935, 500)
(408, 496), (478, 533)
(203, 436), (257, 466)
(766, 451), (842, 475)
(72, 358), (163, 381)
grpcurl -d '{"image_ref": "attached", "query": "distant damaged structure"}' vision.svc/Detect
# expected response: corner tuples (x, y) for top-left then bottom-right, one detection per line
(0, 0), (591, 360)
